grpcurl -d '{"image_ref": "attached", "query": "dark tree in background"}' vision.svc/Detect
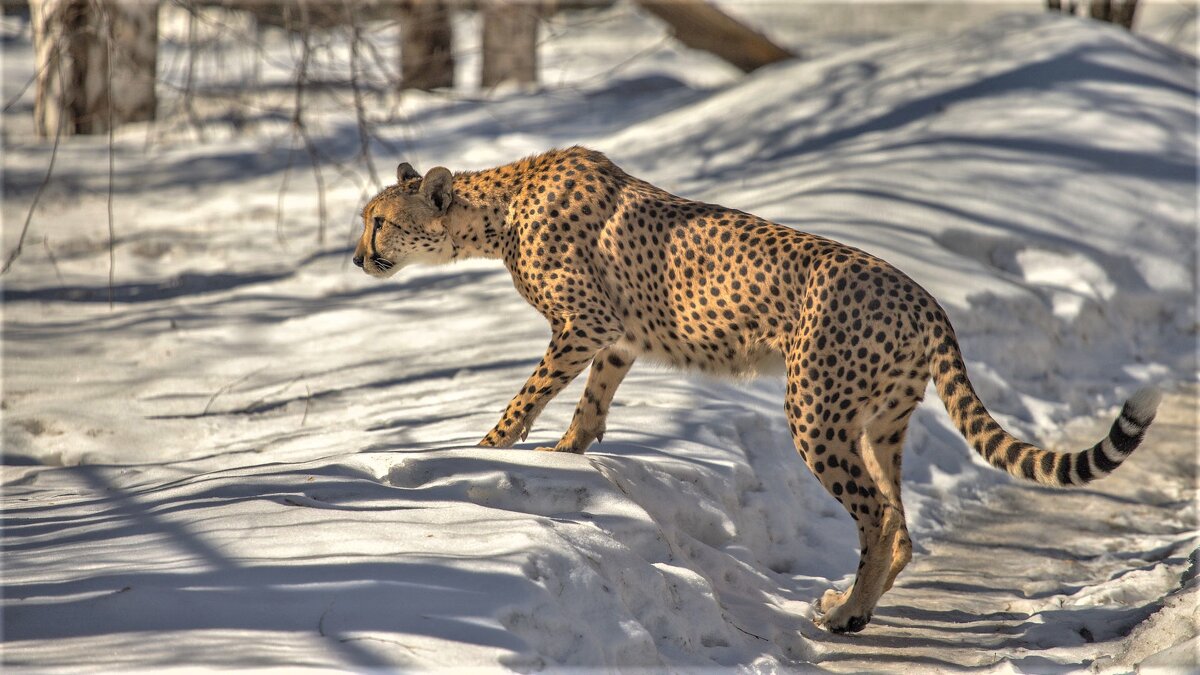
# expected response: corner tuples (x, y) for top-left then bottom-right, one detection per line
(481, 0), (539, 88)
(31, 0), (158, 138)
(25, 0), (801, 136)
(1048, 0), (1139, 29)
(400, 0), (453, 90)
(1089, 0), (1139, 29)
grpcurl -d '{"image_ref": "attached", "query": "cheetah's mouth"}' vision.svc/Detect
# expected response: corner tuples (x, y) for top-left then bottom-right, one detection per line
(363, 256), (397, 278)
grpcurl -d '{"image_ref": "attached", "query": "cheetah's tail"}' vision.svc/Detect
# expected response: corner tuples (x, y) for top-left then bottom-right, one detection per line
(926, 319), (1161, 487)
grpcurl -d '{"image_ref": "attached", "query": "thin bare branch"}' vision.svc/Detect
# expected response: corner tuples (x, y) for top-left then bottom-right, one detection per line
(203, 366), (267, 415)
(301, 381), (312, 427)
(41, 236), (64, 283)
(276, 141), (299, 249)
(3, 39), (68, 113)
(183, 4), (205, 140)
(2, 45), (67, 276)
(346, 5), (380, 188)
(106, 3), (117, 309)
(298, 122), (329, 245)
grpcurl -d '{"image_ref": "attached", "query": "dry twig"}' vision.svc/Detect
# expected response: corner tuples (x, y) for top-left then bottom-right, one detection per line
(2, 44), (67, 276)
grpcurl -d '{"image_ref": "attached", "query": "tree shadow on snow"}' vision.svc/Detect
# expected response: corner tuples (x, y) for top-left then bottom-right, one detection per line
(2, 270), (294, 305)
(1, 461), (542, 667)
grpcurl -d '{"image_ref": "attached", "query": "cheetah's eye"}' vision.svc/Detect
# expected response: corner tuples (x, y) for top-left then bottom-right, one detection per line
(373, 216), (384, 231)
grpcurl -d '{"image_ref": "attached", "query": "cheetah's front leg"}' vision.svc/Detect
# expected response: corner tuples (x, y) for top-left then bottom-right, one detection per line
(478, 317), (619, 449)
(544, 347), (635, 453)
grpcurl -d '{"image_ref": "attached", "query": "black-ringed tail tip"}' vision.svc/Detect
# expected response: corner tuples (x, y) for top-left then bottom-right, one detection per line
(927, 324), (1162, 488)
(1043, 387), (1162, 487)
(979, 386), (1161, 488)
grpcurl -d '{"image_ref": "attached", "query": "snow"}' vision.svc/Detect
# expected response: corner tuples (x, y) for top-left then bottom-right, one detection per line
(2, 3), (1197, 671)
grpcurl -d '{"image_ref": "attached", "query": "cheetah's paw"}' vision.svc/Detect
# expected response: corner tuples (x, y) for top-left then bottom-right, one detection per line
(817, 600), (872, 634)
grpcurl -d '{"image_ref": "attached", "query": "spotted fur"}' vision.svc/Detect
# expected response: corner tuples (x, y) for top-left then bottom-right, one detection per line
(353, 147), (1160, 633)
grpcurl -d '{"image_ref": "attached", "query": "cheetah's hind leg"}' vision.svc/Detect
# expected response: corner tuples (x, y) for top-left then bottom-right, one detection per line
(861, 396), (921, 595)
(784, 349), (893, 634)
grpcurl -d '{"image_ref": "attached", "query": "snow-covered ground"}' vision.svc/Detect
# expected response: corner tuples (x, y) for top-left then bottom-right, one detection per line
(2, 3), (1197, 671)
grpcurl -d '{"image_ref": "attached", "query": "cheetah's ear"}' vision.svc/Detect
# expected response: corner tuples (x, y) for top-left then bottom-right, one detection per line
(397, 162), (420, 183)
(421, 166), (454, 214)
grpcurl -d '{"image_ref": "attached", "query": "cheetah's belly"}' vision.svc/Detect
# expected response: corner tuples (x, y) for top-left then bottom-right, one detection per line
(614, 332), (785, 379)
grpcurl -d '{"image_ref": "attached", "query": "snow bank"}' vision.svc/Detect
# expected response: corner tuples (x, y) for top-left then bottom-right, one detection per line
(2, 8), (1195, 671)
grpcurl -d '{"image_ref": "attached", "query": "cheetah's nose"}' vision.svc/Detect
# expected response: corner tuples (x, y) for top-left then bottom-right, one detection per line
(353, 255), (364, 268)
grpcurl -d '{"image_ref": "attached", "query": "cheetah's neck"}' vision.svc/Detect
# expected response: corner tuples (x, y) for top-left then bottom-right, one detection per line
(439, 168), (518, 262)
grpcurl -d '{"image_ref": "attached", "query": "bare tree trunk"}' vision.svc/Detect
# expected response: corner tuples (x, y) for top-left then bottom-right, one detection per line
(31, 0), (80, 138)
(1046, 0), (1084, 14)
(481, 0), (538, 88)
(1046, 0), (1079, 14)
(400, 0), (454, 90)
(1088, 0), (1138, 29)
(102, 0), (158, 131)
(635, 0), (792, 73)
(1111, 0), (1138, 29)
(31, 0), (157, 138)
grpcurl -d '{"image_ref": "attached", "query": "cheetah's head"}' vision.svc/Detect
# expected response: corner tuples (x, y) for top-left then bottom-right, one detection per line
(354, 163), (454, 278)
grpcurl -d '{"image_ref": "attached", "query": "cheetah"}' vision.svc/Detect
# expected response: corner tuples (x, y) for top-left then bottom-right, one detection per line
(353, 147), (1160, 634)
